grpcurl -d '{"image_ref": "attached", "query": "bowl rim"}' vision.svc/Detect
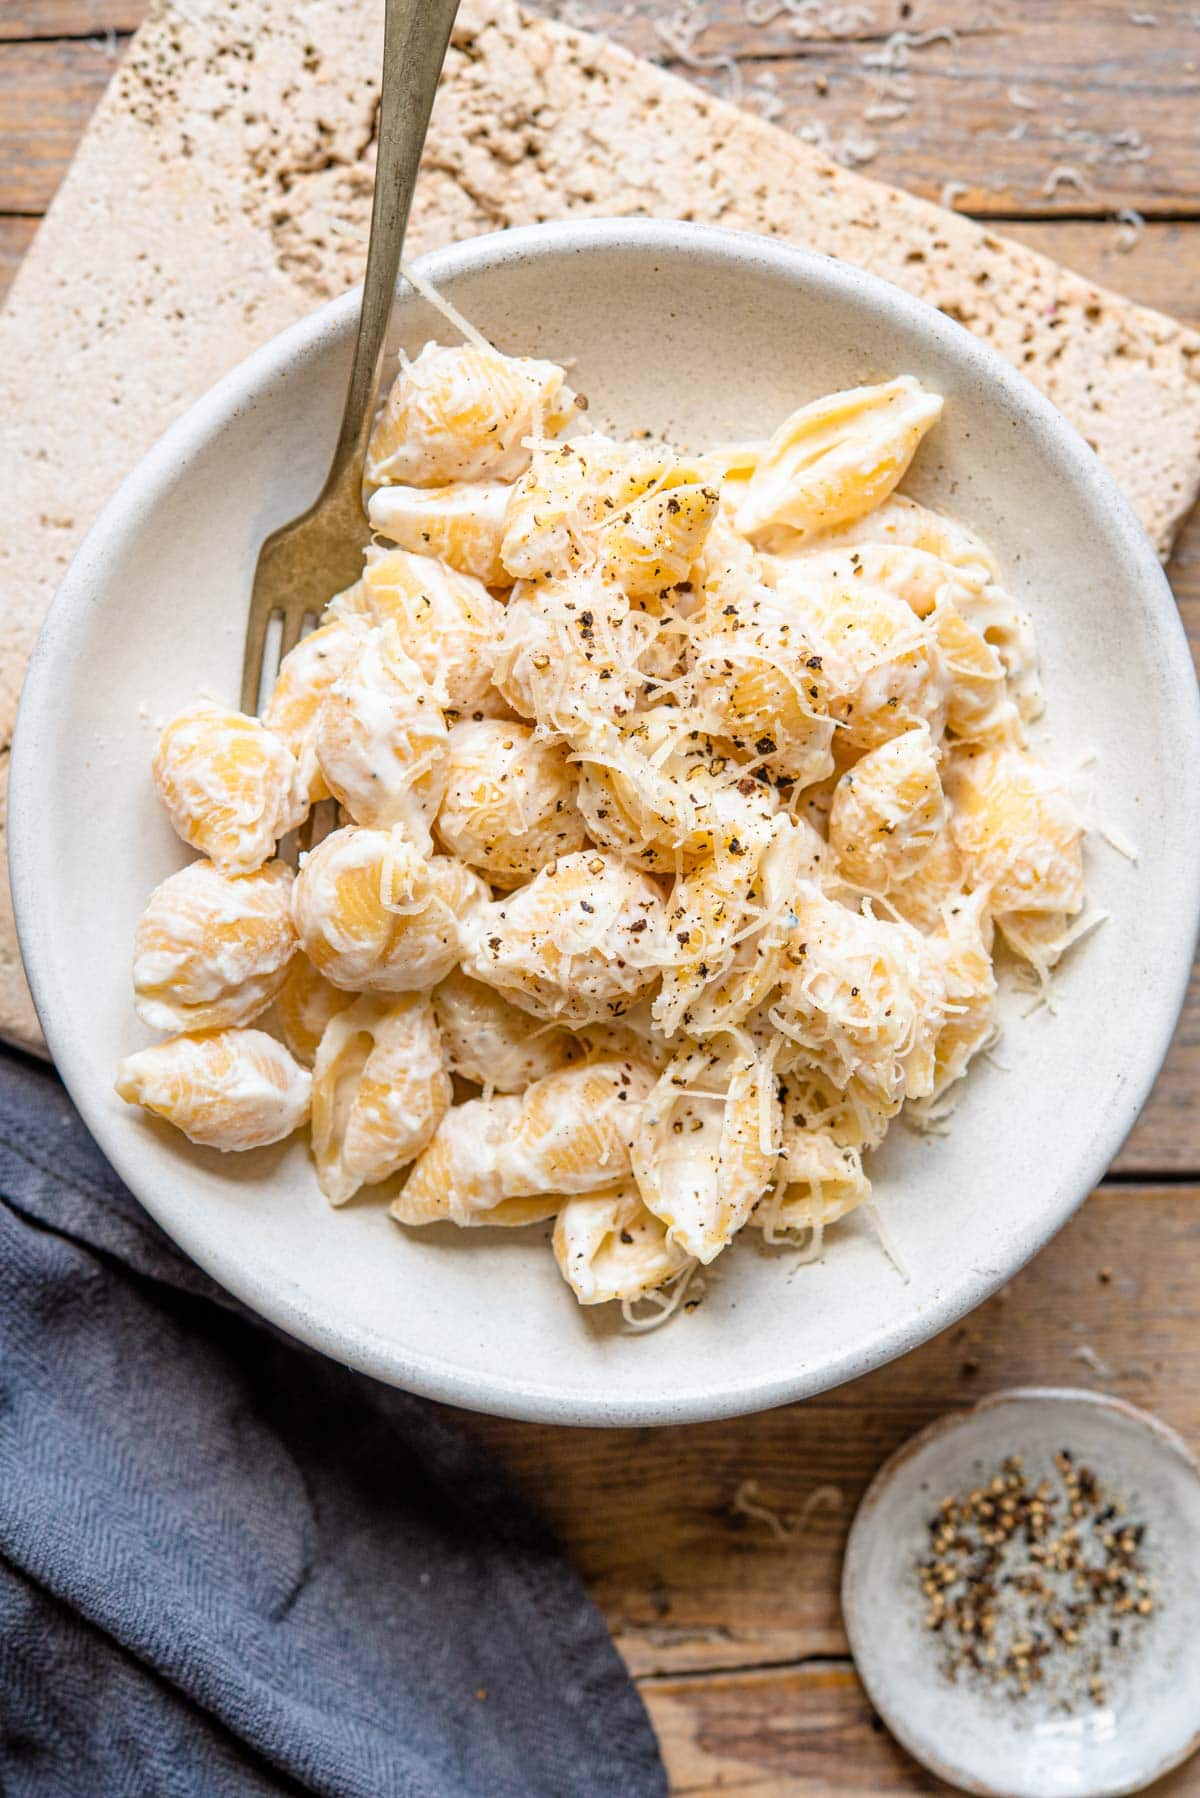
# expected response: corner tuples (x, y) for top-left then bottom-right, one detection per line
(10, 216), (1200, 1426)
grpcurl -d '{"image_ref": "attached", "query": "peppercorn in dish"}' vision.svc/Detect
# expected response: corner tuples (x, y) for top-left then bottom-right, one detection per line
(115, 337), (1088, 1322)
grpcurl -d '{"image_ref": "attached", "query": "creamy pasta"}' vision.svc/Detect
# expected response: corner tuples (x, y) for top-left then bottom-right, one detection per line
(116, 339), (1088, 1319)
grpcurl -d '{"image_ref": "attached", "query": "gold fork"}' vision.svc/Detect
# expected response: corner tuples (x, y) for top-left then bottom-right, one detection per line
(239, 0), (461, 718)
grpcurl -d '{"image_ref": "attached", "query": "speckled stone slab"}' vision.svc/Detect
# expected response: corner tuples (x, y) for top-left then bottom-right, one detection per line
(2, 0), (1198, 1051)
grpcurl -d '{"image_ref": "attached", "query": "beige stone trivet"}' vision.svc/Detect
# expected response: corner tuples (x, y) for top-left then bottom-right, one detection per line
(2, 0), (1199, 1054)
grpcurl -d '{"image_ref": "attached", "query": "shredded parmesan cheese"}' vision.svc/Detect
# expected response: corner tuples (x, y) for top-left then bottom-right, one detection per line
(1114, 207), (1146, 252)
(398, 261), (495, 353)
(864, 1197), (910, 1282)
(127, 329), (1109, 1333)
(1096, 821), (1140, 863)
(1042, 164), (1092, 198)
(731, 1478), (845, 1541)
(621, 1259), (705, 1331)
(654, 1), (743, 102)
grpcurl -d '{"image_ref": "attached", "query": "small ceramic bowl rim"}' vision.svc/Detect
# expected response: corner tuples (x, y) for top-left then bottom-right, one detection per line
(842, 1386), (1200, 1797)
(9, 217), (1200, 1425)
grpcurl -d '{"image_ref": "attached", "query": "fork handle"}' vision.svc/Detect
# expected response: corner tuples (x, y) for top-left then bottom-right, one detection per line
(323, 0), (461, 499)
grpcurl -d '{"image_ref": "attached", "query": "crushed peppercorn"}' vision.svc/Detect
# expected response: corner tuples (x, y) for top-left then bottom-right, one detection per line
(918, 1450), (1155, 1708)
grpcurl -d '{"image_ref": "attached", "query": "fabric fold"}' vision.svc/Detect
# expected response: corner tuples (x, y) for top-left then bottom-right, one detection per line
(0, 1052), (665, 1798)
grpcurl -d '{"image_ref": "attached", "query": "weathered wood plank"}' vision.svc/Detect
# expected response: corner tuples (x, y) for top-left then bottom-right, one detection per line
(462, 1190), (1200, 1679)
(1, 0), (142, 38)
(644, 1662), (950, 1796)
(545, 0), (1200, 217)
(0, 38), (126, 214)
(538, 0), (978, 50)
(643, 1658), (1200, 1796)
(1117, 955), (1200, 1173)
(0, 219), (39, 306)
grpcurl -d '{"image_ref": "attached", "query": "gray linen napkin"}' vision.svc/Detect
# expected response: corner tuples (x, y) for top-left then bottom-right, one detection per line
(0, 1051), (666, 1797)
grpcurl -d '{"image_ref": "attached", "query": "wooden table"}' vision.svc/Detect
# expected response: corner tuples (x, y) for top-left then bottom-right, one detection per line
(6, 4), (1200, 1790)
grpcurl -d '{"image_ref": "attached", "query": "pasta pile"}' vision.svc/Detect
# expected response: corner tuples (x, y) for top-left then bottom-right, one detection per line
(116, 339), (1087, 1320)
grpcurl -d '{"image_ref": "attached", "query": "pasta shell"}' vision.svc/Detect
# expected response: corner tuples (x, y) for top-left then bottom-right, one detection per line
(771, 882), (947, 1108)
(885, 825), (965, 934)
(954, 584), (1043, 725)
(914, 889), (998, 1110)
(366, 342), (577, 487)
(313, 624), (449, 847)
(500, 436), (706, 587)
(133, 857), (296, 1034)
(292, 825), (487, 993)
(632, 1033), (781, 1264)
(735, 378), (943, 542)
(801, 492), (998, 586)
(553, 1184), (690, 1305)
(115, 1029), (311, 1151)
(575, 709), (779, 873)
(947, 746), (1084, 920)
(499, 439), (600, 584)
(753, 1126), (869, 1240)
(274, 952), (353, 1067)
(461, 849), (669, 1025)
(829, 724), (944, 895)
(264, 619), (360, 802)
(993, 907), (1094, 978)
(598, 480), (719, 599)
(766, 541), (982, 620)
(311, 993), (451, 1205)
(785, 577), (947, 754)
(689, 569), (837, 785)
(152, 703), (306, 874)
(502, 1059), (655, 1196)
(432, 970), (580, 1091)
(435, 719), (587, 887)
(653, 815), (776, 1038)
(930, 596), (1011, 743)
(682, 815), (828, 1038)
(492, 574), (656, 734)
(367, 482), (512, 588)
(392, 1096), (555, 1228)
(349, 548), (508, 719)
(775, 1061), (895, 1153)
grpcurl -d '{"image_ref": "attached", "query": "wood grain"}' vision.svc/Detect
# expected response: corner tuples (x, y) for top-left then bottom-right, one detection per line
(544, 0), (1200, 217)
(0, 38), (126, 213)
(643, 1659), (1200, 1796)
(1, 0), (142, 38)
(644, 1662), (953, 1796)
(0, 220), (38, 304)
(460, 1190), (1200, 1678)
(470, 1184), (1200, 1795)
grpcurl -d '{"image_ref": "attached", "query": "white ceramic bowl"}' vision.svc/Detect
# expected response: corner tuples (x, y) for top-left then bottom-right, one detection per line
(11, 220), (1200, 1426)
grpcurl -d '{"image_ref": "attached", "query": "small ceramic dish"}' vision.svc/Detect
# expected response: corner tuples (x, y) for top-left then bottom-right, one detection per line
(843, 1388), (1200, 1796)
(10, 219), (1200, 1425)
